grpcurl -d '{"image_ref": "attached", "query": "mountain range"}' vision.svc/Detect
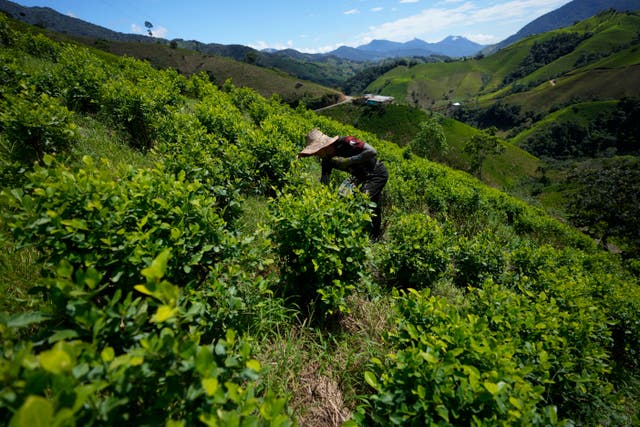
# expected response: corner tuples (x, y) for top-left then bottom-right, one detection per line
(1, 0), (639, 66)
(4, 0), (638, 62)
(326, 36), (486, 61)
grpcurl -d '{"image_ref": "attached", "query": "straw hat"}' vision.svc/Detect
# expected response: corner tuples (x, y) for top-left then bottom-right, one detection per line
(298, 128), (340, 157)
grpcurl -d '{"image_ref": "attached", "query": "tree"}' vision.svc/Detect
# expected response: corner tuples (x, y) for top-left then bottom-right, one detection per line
(144, 21), (153, 37)
(244, 51), (258, 65)
(463, 126), (505, 179)
(566, 157), (640, 257)
(410, 115), (448, 161)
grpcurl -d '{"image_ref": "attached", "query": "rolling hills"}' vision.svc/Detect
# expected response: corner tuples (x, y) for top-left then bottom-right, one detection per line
(366, 10), (640, 114)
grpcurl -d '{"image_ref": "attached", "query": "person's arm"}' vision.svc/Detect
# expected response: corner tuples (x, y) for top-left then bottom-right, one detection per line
(331, 143), (377, 168)
(320, 157), (333, 185)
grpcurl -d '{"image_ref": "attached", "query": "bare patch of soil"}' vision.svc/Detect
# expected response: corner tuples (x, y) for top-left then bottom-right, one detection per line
(296, 364), (351, 427)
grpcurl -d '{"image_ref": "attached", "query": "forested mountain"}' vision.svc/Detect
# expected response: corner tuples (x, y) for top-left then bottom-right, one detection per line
(491, 0), (640, 51)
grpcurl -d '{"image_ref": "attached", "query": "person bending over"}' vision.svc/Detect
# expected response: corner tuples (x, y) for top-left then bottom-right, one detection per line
(298, 128), (388, 239)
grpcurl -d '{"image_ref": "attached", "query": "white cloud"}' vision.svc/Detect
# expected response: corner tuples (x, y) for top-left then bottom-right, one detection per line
(344, 9), (360, 15)
(130, 23), (168, 38)
(372, 7), (384, 12)
(400, 0), (420, 3)
(251, 40), (294, 51)
(364, 0), (568, 42)
(297, 43), (344, 53)
(464, 33), (499, 44)
(151, 26), (168, 38)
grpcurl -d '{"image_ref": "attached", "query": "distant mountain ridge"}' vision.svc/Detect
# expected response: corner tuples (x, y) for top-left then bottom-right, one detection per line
(0, 0), (484, 60)
(2, 0), (639, 83)
(324, 36), (486, 61)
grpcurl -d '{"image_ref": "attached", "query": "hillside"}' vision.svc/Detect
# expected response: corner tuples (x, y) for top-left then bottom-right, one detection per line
(1, 12), (640, 427)
(367, 10), (640, 114)
(359, 10), (640, 255)
(491, 0), (640, 51)
(319, 103), (541, 189)
(0, 0), (369, 90)
(64, 35), (345, 109)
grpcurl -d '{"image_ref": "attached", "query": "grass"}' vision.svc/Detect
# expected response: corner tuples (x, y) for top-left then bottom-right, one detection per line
(0, 238), (44, 314)
(319, 103), (429, 147)
(71, 115), (155, 168)
(254, 291), (394, 426)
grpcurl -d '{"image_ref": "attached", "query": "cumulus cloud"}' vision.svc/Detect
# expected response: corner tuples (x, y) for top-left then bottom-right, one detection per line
(372, 7), (384, 12)
(464, 33), (500, 44)
(344, 9), (360, 15)
(400, 0), (420, 3)
(364, 0), (567, 42)
(250, 40), (295, 51)
(151, 26), (168, 38)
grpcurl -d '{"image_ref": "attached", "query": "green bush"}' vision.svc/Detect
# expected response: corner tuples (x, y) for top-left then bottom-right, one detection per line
(0, 251), (292, 426)
(509, 244), (640, 375)
(0, 91), (77, 163)
(19, 32), (61, 61)
(359, 288), (560, 426)
(0, 13), (15, 47)
(470, 282), (616, 423)
(452, 231), (506, 287)
(99, 70), (183, 150)
(2, 156), (237, 293)
(376, 212), (451, 289)
(194, 92), (246, 143)
(54, 45), (108, 112)
(153, 108), (244, 222)
(269, 185), (371, 318)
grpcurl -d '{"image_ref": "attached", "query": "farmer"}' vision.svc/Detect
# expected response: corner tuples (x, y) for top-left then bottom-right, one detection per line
(298, 128), (388, 239)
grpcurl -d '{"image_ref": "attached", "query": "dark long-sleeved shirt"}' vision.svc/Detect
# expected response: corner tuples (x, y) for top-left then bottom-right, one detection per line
(321, 136), (378, 184)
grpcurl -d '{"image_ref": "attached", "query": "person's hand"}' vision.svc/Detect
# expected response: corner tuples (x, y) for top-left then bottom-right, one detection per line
(331, 157), (350, 168)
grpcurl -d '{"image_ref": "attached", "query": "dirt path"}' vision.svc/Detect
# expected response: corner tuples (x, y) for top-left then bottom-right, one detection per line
(313, 95), (353, 112)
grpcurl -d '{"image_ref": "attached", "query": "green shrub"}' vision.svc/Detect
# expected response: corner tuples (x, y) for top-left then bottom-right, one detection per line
(509, 244), (640, 375)
(359, 288), (560, 426)
(99, 71), (183, 150)
(269, 185), (371, 318)
(0, 91), (77, 163)
(376, 212), (451, 289)
(0, 251), (292, 426)
(452, 231), (506, 287)
(54, 45), (108, 112)
(470, 282), (616, 423)
(19, 32), (61, 61)
(0, 13), (15, 47)
(194, 93), (246, 143)
(153, 109), (244, 222)
(2, 156), (237, 293)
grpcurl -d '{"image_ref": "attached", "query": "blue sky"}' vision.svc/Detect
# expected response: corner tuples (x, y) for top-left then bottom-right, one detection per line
(13, 0), (572, 52)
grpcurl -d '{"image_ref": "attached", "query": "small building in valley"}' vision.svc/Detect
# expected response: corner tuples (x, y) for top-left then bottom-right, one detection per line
(356, 94), (394, 106)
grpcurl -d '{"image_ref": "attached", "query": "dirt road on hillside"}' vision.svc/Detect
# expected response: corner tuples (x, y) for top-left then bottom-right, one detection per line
(313, 96), (353, 112)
